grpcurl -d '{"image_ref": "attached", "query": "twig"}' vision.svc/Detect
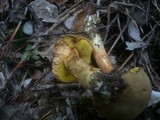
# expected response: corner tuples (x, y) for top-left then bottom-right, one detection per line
(0, 72), (6, 89)
(108, 17), (129, 55)
(113, 1), (144, 11)
(146, 0), (150, 25)
(30, 83), (80, 91)
(46, 6), (82, 34)
(1, 31), (83, 46)
(20, 71), (28, 87)
(1, 20), (22, 57)
(104, 15), (117, 44)
(40, 110), (53, 120)
(96, 0), (100, 17)
(104, 5), (111, 42)
(140, 50), (160, 90)
(117, 13), (124, 41)
(142, 24), (157, 42)
(6, 55), (28, 80)
(118, 53), (134, 71)
(115, 1), (160, 26)
(57, 0), (83, 19)
(152, 0), (160, 12)
(1, 7), (28, 58)
(146, 65), (160, 90)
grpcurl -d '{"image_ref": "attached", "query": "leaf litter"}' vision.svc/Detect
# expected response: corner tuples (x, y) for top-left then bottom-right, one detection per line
(0, 0), (160, 120)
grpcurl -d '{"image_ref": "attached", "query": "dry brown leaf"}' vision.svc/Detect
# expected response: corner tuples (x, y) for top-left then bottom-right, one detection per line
(30, 0), (59, 23)
(72, 6), (96, 32)
(72, 9), (87, 32)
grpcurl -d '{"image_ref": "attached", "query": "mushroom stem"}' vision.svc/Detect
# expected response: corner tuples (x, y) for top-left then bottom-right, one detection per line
(64, 49), (101, 89)
(64, 49), (125, 96)
(84, 15), (114, 73)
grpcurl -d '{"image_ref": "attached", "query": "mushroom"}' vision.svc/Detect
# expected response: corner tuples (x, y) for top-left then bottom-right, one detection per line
(52, 35), (93, 83)
(64, 48), (152, 120)
(52, 34), (152, 120)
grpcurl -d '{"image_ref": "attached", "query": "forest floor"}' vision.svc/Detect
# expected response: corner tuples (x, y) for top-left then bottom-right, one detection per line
(0, 0), (160, 120)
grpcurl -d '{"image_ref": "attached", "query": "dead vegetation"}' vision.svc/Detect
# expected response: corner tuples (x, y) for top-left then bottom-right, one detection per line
(0, 0), (160, 120)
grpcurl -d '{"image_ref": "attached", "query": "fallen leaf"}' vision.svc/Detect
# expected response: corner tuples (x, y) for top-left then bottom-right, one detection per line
(30, 0), (59, 23)
(23, 21), (34, 35)
(72, 8), (88, 32)
(128, 20), (142, 41)
(64, 15), (77, 30)
(125, 41), (148, 50)
(148, 90), (160, 106)
(22, 78), (32, 89)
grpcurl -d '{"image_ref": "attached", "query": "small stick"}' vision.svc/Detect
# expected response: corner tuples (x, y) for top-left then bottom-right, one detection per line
(57, 0), (83, 19)
(104, 5), (111, 42)
(6, 55), (27, 80)
(108, 18), (129, 55)
(118, 53), (134, 71)
(117, 14), (124, 41)
(46, 6), (81, 34)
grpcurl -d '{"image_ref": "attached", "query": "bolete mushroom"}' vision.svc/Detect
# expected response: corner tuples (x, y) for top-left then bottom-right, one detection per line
(64, 48), (151, 120)
(52, 34), (152, 120)
(52, 35), (93, 83)
(52, 12), (152, 119)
